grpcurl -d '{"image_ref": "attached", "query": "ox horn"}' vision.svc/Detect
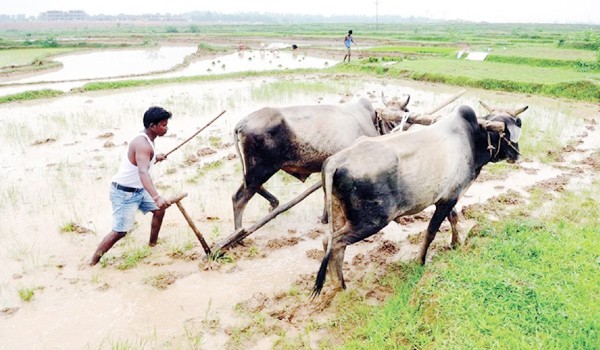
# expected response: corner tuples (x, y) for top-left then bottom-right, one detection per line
(478, 119), (505, 132)
(381, 91), (389, 107)
(398, 94), (410, 109)
(479, 101), (494, 113)
(511, 106), (529, 117)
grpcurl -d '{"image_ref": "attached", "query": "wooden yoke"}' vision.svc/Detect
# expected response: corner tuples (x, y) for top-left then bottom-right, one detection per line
(378, 89), (467, 127)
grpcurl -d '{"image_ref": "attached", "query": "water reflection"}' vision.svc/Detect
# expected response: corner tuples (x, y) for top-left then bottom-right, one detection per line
(156, 51), (333, 78)
(0, 46), (338, 98)
(7, 46), (198, 83)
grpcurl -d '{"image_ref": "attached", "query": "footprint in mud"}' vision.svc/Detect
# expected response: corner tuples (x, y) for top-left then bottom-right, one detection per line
(265, 237), (301, 250)
(144, 271), (178, 290)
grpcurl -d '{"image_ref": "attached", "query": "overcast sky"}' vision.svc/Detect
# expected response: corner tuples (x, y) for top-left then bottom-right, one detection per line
(2, 0), (599, 24)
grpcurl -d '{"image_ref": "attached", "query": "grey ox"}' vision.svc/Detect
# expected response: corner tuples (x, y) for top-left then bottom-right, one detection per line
(313, 102), (528, 296)
(232, 95), (410, 230)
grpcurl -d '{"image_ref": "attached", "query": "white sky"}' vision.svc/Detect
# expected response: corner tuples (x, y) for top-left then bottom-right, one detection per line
(1, 0), (599, 24)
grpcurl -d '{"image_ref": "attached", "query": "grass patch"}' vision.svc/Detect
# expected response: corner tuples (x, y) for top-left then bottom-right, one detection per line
(101, 246), (152, 270)
(366, 45), (456, 56)
(489, 46), (597, 61)
(60, 221), (78, 233)
(117, 246), (152, 270)
(486, 55), (600, 72)
(249, 80), (341, 101)
(167, 239), (195, 258)
(0, 47), (75, 67)
(207, 250), (235, 264)
(78, 67), (334, 93)
(208, 135), (222, 148)
(18, 287), (35, 302)
(409, 72), (600, 102)
(0, 89), (64, 104)
(332, 181), (600, 349)
(337, 56), (600, 102)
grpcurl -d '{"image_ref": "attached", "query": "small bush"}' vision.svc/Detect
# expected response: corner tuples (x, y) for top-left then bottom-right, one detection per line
(18, 287), (35, 302)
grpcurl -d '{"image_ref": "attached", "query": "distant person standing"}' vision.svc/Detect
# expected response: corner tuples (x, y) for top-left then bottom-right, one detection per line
(343, 29), (356, 63)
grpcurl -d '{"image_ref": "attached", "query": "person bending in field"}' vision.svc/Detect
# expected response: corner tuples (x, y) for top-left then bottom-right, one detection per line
(89, 106), (172, 266)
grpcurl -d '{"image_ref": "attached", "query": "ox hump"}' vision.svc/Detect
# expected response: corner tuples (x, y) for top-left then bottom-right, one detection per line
(457, 105), (477, 124)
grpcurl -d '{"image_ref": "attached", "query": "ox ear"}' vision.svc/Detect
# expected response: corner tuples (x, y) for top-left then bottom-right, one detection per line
(512, 106), (529, 117)
(479, 101), (494, 113)
(478, 119), (505, 132)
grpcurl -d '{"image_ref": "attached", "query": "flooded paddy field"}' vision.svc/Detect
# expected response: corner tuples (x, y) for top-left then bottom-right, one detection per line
(0, 44), (598, 349)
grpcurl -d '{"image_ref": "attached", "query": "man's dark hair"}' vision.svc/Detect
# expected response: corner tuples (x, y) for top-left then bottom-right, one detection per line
(348, 30), (353, 35)
(143, 106), (172, 128)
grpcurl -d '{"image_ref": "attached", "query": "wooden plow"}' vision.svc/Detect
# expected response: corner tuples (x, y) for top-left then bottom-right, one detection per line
(169, 193), (212, 255)
(160, 110), (227, 256)
(215, 181), (323, 251)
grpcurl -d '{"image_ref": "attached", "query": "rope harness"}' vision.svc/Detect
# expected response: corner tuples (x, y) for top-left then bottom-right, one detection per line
(375, 110), (407, 135)
(391, 111), (415, 133)
(486, 131), (520, 159)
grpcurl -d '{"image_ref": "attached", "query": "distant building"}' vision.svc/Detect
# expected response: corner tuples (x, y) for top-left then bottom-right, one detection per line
(38, 10), (88, 22)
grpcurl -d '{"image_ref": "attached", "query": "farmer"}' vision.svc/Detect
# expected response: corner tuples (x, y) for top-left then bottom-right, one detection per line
(89, 106), (172, 266)
(343, 29), (356, 63)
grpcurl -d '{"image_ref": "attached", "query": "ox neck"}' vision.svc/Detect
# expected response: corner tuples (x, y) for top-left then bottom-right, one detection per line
(474, 130), (501, 172)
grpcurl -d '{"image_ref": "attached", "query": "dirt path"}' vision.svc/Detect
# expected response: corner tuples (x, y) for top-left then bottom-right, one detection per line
(0, 75), (597, 349)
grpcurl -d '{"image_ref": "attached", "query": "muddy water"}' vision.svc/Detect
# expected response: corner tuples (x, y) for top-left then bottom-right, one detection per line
(0, 75), (597, 349)
(156, 51), (335, 78)
(6, 46), (199, 84)
(0, 47), (338, 98)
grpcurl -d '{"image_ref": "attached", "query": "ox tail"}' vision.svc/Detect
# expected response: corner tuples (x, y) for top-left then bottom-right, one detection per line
(233, 127), (248, 187)
(312, 161), (336, 298)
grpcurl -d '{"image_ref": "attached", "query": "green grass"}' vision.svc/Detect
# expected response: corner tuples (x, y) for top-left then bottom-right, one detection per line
(331, 181), (600, 349)
(99, 246), (152, 270)
(487, 46), (597, 61)
(486, 55), (600, 72)
(117, 246), (152, 270)
(249, 80), (342, 101)
(340, 61), (600, 102)
(78, 68), (336, 93)
(0, 48), (75, 67)
(365, 45), (456, 56)
(60, 221), (77, 233)
(367, 57), (600, 85)
(0, 89), (64, 104)
(18, 287), (35, 302)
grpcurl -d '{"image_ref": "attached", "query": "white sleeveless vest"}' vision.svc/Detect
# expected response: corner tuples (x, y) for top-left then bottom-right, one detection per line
(111, 133), (156, 188)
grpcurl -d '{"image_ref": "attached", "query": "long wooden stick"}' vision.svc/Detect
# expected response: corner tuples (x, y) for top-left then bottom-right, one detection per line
(164, 110), (226, 157)
(425, 89), (466, 115)
(216, 180), (323, 251)
(382, 89), (467, 127)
